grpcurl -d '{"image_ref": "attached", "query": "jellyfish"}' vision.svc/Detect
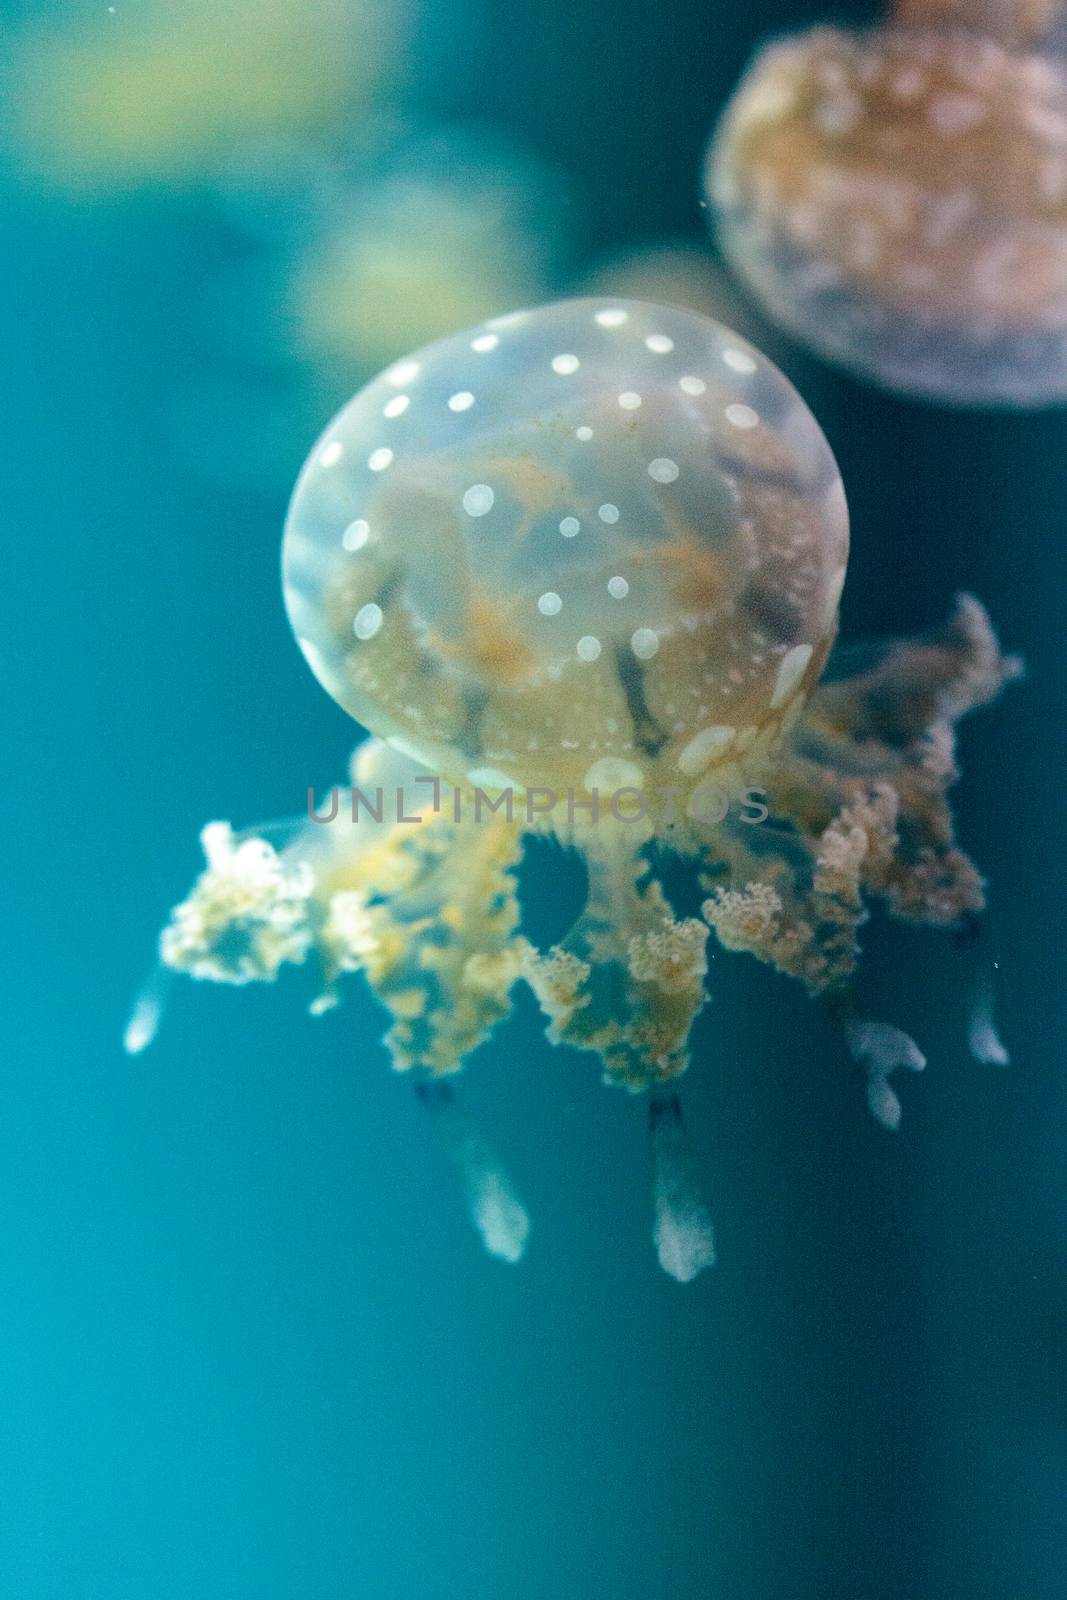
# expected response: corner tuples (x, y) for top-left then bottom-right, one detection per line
(128, 299), (1019, 1278)
(708, 0), (1067, 405)
(8, 0), (407, 192)
(165, 124), (571, 500)
(572, 240), (800, 375)
(290, 128), (569, 375)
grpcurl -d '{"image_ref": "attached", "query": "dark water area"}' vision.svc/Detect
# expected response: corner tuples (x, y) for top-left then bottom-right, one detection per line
(1, 2), (1063, 1596)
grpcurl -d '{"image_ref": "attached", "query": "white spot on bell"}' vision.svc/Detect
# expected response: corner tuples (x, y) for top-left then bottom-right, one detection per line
(929, 94), (987, 137)
(353, 603), (383, 641)
(386, 360), (420, 387)
(342, 519), (369, 551)
(584, 756), (643, 791)
(722, 347), (757, 374)
(891, 67), (924, 101)
(463, 484), (495, 517)
(676, 724), (736, 776)
(812, 91), (862, 137)
(771, 643), (813, 708)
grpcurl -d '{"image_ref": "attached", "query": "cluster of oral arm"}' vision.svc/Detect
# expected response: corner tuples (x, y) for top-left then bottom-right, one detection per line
(152, 593), (1017, 1105)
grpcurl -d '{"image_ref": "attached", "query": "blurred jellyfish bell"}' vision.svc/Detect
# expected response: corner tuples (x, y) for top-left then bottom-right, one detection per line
(165, 122), (574, 514)
(9, 0), (409, 192)
(708, 0), (1067, 406)
(574, 238), (801, 374)
(289, 125), (573, 377)
(894, 0), (1063, 47)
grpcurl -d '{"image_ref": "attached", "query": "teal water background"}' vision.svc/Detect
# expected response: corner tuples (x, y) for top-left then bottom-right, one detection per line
(1, 2), (1065, 1596)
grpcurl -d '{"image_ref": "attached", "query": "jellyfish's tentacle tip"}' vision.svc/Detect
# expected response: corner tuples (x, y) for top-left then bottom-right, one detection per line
(968, 1015), (1010, 1067)
(415, 1077), (531, 1264)
(471, 1180), (531, 1265)
(866, 1077), (903, 1132)
(844, 1018), (926, 1131)
(649, 1090), (716, 1281)
(122, 972), (171, 1056)
(122, 997), (160, 1056)
(845, 1020), (926, 1075)
(953, 912), (1010, 1066)
(654, 1210), (716, 1283)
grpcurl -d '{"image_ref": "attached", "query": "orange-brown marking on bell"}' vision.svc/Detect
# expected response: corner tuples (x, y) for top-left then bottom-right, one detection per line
(430, 591), (537, 686)
(655, 533), (729, 614)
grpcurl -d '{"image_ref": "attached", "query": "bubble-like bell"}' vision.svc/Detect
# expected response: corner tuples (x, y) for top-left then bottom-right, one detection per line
(283, 298), (848, 795)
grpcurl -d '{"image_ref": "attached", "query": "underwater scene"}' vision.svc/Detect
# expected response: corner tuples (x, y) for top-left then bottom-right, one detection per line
(2, 0), (1065, 1595)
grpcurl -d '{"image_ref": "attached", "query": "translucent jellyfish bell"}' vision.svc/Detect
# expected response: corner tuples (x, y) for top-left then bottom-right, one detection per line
(708, 4), (1067, 406)
(283, 298), (849, 797)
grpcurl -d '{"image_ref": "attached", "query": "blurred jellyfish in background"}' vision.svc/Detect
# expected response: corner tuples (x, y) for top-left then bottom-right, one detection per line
(7, 1), (576, 495)
(287, 126), (574, 379)
(894, 0), (1063, 47)
(168, 123), (575, 492)
(708, 0), (1067, 405)
(129, 299), (1019, 1279)
(574, 239), (799, 372)
(8, 0), (409, 193)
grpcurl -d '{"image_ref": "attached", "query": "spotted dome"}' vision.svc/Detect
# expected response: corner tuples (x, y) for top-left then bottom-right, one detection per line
(282, 298), (848, 795)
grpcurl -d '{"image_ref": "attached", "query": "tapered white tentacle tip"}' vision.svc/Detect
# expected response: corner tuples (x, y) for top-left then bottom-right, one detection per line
(955, 914), (1010, 1066)
(123, 969), (171, 1055)
(467, 1169), (531, 1264)
(968, 1009), (1010, 1067)
(653, 1193), (716, 1283)
(415, 1079), (531, 1264)
(649, 1092), (715, 1283)
(966, 961), (1010, 1065)
(844, 1018), (926, 1132)
(866, 1075), (903, 1133)
(123, 999), (159, 1056)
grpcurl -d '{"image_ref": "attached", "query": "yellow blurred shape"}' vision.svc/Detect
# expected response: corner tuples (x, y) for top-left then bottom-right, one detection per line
(12, 0), (407, 190)
(292, 133), (568, 371)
